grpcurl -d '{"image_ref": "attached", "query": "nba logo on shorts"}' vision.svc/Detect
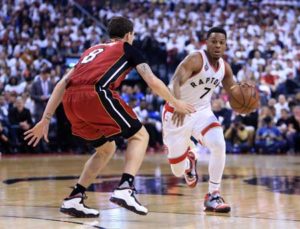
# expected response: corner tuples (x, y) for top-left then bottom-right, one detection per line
(204, 64), (209, 71)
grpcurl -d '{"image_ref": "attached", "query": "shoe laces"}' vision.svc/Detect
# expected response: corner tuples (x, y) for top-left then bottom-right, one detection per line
(210, 195), (225, 205)
(130, 186), (138, 195)
(82, 193), (88, 200)
(79, 193), (88, 204)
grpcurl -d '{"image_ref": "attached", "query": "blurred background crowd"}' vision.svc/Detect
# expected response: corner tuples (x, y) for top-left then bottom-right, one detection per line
(0, 0), (299, 154)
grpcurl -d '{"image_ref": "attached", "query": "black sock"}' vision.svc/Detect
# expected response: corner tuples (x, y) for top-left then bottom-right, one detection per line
(69, 183), (86, 197)
(118, 173), (134, 187)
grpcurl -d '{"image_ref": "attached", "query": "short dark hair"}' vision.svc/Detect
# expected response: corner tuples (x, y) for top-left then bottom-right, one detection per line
(207, 27), (227, 39)
(107, 16), (134, 39)
(41, 67), (50, 74)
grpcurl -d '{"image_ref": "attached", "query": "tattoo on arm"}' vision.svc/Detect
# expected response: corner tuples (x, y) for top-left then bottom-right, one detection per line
(64, 75), (70, 84)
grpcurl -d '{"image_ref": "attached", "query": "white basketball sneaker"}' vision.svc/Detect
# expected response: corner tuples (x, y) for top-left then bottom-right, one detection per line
(110, 186), (148, 215)
(60, 193), (100, 217)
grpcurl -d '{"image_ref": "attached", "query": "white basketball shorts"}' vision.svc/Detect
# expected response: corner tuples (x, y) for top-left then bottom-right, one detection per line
(162, 103), (221, 163)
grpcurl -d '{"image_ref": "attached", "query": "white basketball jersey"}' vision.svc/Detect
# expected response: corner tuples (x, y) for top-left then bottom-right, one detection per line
(170, 50), (225, 110)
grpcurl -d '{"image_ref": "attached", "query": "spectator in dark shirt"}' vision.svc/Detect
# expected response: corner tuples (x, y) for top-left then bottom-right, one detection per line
(8, 97), (33, 152)
(31, 68), (55, 122)
(287, 106), (300, 153)
(0, 121), (11, 153)
(212, 99), (232, 131)
(255, 116), (286, 154)
(276, 108), (290, 132)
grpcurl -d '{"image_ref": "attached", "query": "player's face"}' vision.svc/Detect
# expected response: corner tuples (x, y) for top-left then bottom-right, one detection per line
(206, 33), (226, 59)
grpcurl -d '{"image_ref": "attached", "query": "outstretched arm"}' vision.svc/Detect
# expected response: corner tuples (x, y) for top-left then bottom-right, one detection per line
(136, 63), (195, 114)
(24, 68), (74, 146)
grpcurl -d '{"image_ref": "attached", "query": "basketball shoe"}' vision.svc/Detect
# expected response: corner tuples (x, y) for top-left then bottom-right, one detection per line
(60, 193), (100, 217)
(204, 191), (231, 213)
(184, 149), (198, 188)
(110, 186), (148, 215)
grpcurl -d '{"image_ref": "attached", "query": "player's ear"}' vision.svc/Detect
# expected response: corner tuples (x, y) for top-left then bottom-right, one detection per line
(123, 32), (129, 41)
(124, 32), (130, 41)
(124, 32), (134, 44)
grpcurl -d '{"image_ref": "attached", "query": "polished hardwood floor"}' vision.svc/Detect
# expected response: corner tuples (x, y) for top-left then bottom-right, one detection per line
(0, 151), (300, 229)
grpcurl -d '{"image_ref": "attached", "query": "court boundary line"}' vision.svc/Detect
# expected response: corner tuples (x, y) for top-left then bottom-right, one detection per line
(1, 208), (299, 225)
(0, 215), (107, 229)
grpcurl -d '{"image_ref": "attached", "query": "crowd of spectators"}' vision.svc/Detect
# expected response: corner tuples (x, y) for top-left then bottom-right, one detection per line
(0, 0), (299, 154)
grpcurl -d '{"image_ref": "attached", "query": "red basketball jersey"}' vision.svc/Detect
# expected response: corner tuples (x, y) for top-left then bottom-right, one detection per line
(67, 41), (132, 90)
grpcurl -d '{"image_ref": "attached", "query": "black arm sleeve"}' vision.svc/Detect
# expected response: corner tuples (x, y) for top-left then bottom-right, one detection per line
(123, 42), (147, 67)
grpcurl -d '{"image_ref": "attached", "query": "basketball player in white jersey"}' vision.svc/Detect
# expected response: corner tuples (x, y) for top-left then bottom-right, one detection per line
(162, 27), (254, 213)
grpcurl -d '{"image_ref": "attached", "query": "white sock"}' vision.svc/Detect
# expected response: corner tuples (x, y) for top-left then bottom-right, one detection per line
(209, 181), (220, 194)
(203, 127), (226, 194)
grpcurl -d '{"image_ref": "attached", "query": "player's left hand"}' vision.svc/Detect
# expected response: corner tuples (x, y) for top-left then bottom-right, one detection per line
(24, 119), (50, 147)
(172, 111), (186, 127)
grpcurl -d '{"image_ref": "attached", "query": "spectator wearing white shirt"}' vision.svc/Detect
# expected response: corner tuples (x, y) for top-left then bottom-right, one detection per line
(251, 51), (266, 72)
(274, 95), (289, 120)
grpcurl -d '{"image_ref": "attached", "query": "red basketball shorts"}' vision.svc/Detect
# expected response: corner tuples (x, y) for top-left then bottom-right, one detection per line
(63, 85), (142, 147)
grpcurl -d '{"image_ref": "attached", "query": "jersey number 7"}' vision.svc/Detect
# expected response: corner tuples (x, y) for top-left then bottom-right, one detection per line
(200, 87), (211, 99)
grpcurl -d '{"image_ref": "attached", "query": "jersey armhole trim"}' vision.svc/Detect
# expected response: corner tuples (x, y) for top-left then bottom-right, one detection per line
(223, 60), (228, 79)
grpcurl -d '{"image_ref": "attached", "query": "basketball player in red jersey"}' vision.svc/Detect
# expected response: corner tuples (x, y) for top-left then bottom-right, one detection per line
(24, 17), (195, 217)
(162, 27), (255, 213)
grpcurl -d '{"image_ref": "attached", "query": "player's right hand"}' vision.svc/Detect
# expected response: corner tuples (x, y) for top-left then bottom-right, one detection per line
(24, 119), (50, 147)
(173, 99), (195, 114)
(172, 111), (186, 127)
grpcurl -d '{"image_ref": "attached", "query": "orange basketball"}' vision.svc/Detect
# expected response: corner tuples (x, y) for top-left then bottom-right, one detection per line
(229, 84), (260, 114)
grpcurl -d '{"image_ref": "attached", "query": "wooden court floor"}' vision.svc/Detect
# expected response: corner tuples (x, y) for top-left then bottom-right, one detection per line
(0, 152), (300, 229)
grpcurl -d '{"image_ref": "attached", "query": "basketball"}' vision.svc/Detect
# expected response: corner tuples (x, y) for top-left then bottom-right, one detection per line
(229, 84), (260, 114)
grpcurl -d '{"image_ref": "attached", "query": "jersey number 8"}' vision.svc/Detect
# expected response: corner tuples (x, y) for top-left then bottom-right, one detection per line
(81, 48), (104, 64)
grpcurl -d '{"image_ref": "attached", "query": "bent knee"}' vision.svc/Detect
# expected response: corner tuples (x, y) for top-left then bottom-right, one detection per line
(95, 141), (116, 156)
(130, 126), (149, 142)
(205, 138), (225, 153)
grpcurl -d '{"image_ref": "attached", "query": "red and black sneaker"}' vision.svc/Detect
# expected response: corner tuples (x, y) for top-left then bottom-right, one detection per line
(204, 191), (231, 213)
(184, 150), (198, 188)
